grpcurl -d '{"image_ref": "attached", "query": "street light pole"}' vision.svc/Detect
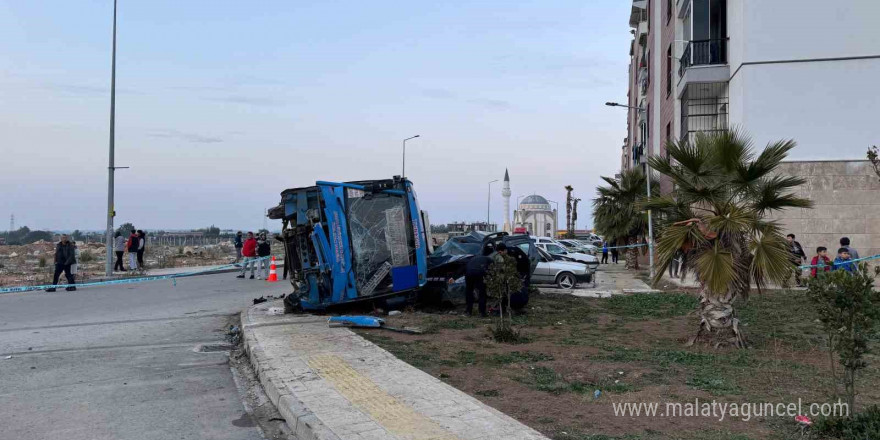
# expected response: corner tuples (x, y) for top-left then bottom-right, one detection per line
(401, 135), (419, 178)
(487, 179), (499, 228)
(605, 101), (655, 278)
(105, 0), (118, 276)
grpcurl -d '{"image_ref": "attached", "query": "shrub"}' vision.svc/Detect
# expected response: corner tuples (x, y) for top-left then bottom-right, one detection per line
(815, 405), (880, 439)
(485, 255), (523, 343)
(38, 256), (47, 268)
(806, 264), (880, 409)
(79, 251), (94, 263)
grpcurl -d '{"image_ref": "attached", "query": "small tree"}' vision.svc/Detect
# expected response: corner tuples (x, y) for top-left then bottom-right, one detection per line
(116, 222), (135, 235)
(485, 255), (523, 342)
(806, 264), (880, 410)
(868, 145), (880, 182)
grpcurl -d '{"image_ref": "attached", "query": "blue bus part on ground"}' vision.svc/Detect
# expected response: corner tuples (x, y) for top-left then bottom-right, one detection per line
(267, 177), (430, 311)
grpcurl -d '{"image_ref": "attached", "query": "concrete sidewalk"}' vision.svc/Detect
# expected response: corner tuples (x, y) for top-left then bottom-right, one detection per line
(538, 263), (659, 297)
(242, 301), (549, 440)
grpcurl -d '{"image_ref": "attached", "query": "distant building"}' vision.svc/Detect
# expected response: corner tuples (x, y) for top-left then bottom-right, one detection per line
(446, 222), (498, 238)
(514, 195), (558, 238)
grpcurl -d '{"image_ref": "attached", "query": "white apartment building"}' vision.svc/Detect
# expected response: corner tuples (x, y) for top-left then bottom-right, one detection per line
(622, 0), (880, 173)
(620, 0), (880, 260)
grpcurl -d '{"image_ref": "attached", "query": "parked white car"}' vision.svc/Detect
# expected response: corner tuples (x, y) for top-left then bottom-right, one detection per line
(557, 239), (598, 256)
(532, 248), (591, 289)
(530, 237), (600, 271)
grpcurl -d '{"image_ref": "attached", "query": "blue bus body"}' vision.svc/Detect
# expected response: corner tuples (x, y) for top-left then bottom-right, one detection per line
(267, 177), (429, 311)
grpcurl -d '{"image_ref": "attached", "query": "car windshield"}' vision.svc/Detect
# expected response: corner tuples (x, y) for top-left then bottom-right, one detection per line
(431, 231), (484, 258)
(546, 244), (567, 255)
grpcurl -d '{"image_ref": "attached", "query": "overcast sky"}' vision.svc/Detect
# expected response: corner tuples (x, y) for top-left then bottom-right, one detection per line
(0, 0), (631, 232)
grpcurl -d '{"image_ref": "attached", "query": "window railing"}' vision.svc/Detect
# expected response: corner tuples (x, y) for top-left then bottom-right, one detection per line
(678, 39), (727, 76)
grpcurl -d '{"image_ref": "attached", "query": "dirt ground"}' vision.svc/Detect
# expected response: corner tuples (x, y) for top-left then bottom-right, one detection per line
(355, 289), (880, 440)
(0, 240), (255, 287)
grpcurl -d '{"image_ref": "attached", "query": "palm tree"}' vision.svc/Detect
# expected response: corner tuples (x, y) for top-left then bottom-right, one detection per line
(564, 185), (574, 237)
(593, 168), (657, 269)
(644, 131), (812, 347)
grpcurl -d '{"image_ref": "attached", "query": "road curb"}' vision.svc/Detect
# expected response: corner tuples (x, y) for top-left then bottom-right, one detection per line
(241, 305), (340, 440)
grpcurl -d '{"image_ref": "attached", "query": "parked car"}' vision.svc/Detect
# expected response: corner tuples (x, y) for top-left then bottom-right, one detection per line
(557, 239), (598, 256)
(530, 238), (600, 272)
(532, 248), (591, 289)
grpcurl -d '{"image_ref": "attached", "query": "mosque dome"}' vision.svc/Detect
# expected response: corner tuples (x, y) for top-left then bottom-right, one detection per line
(519, 195), (551, 211)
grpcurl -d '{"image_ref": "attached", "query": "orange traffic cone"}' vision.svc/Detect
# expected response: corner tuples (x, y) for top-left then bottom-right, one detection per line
(267, 256), (278, 282)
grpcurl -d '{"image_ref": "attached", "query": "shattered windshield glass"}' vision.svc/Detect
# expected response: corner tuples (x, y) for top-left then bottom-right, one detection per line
(431, 232), (485, 258)
(346, 189), (414, 296)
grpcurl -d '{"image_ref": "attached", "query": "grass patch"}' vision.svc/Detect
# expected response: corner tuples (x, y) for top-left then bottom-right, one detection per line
(475, 389), (500, 397)
(602, 292), (697, 319)
(488, 351), (554, 365)
(521, 366), (635, 395)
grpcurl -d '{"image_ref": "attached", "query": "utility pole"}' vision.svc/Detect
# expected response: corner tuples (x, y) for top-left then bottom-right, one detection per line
(401, 135), (419, 178)
(105, 0), (118, 276)
(487, 179), (499, 229)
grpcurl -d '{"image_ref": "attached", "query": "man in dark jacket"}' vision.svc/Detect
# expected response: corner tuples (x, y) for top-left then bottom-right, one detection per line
(234, 231), (244, 262)
(787, 233), (807, 286)
(464, 254), (493, 317)
(46, 234), (76, 292)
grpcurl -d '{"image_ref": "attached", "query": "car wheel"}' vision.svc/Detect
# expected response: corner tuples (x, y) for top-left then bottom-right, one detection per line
(556, 272), (577, 289)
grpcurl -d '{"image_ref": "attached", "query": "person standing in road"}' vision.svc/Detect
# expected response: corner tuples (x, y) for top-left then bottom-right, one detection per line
(113, 231), (126, 272)
(256, 232), (271, 280)
(46, 234), (76, 292)
(126, 229), (139, 271)
(601, 242), (609, 264)
(786, 234), (807, 286)
(610, 240), (619, 264)
(136, 230), (146, 268)
(840, 237), (860, 260)
(237, 232), (258, 279)
(234, 231), (244, 262)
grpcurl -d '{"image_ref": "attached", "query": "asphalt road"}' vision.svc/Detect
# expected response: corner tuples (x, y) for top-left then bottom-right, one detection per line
(0, 273), (290, 440)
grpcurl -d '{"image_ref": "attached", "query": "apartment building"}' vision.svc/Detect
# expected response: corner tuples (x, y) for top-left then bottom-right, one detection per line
(619, 0), (880, 260)
(622, 0), (880, 172)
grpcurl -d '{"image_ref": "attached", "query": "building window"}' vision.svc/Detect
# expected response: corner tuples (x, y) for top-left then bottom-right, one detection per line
(666, 45), (672, 97)
(681, 82), (729, 145)
(666, 122), (671, 149)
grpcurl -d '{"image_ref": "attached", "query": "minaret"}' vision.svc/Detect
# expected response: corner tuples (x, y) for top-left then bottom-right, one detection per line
(502, 169), (511, 232)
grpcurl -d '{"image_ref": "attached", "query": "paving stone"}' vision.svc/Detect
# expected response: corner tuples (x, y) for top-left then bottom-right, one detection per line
(242, 300), (549, 440)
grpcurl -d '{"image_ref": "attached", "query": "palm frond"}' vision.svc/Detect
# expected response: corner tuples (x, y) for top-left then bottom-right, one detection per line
(695, 241), (737, 297)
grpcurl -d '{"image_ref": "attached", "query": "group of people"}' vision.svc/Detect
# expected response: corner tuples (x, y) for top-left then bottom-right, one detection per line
(113, 229), (146, 272)
(788, 234), (861, 286)
(234, 231), (272, 280)
(600, 241), (620, 264)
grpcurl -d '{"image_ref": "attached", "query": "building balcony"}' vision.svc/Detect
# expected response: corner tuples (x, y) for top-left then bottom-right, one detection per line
(676, 39), (730, 98)
(679, 39), (727, 76)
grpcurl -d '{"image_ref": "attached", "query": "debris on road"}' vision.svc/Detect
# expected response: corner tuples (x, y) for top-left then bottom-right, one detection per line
(328, 315), (423, 334)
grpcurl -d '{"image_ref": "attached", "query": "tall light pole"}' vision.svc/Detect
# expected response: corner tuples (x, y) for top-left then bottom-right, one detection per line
(105, 0), (118, 276)
(487, 179), (498, 229)
(401, 135), (419, 178)
(605, 101), (655, 278)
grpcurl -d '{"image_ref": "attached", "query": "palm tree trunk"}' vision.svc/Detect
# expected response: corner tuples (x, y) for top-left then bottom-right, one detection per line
(625, 237), (640, 270)
(690, 290), (746, 348)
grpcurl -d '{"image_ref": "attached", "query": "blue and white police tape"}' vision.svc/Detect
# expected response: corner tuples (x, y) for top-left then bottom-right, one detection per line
(602, 243), (649, 250)
(0, 256), (273, 295)
(797, 253), (880, 270)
